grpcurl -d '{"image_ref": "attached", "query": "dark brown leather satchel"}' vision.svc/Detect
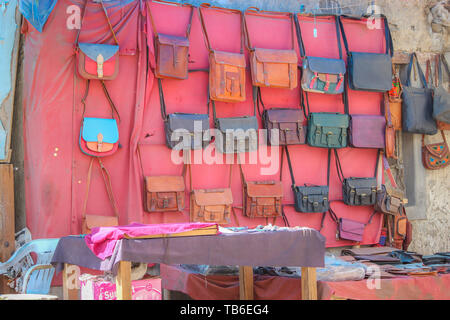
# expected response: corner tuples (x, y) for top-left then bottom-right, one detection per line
(199, 5), (246, 102)
(189, 165), (234, 224)
(138, 145), (186, 213)
(421, 130), (450, 170)
(239, 163), (283, 218)
(374, 152), (405, 216)
(81, 157), (119, 234)
(148, 1), (194, 80)
(244, 8), (298, 89)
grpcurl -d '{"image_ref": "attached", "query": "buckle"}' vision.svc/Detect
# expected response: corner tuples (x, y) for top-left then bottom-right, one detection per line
(96, 54), (104, 79)
(97, 133), (104, 152)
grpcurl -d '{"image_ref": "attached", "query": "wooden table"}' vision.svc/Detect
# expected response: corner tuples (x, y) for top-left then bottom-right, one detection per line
(54, 229), (325, 301)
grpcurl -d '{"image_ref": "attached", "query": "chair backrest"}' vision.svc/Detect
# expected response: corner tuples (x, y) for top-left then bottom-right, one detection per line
(0, 238), (60, 294)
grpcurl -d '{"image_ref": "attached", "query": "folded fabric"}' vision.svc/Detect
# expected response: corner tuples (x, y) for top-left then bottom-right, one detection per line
(84, 222), (219, 260)
(389, 250), (422, 264)
(341, 246), (398, 256)
(353, 255), (401, 265)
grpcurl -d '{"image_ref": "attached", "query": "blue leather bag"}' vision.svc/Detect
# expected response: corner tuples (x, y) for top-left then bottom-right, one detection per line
(338, 15), (394, 92)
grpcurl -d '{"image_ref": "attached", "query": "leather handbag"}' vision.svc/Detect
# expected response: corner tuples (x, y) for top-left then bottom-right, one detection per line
(79, 80), (120, 157)
(303, 92), (349, 149)
(239, 163), (283, 218)
(137, 145), (186, 213)
(422, 130), (450, 170)
(334, 149), (378, 206)
(385, 207), (411, 250)
(374, 152), (405, 216)
(349, 114), (386, 149)
(148, 1), (194, 80)
(402, 53), (437, 135)
(76, 0), (120, 81)
(199, 5), (246, 103)
(81, 157), (119, 234)
(329, 206), (378, 242)
(338, 15), (393, 92)
(388, 66), (403, 130)
(158, 77), (211, 150)
(189, 165), (234, 224)
(432, 54), (450, 124)
(285, 145), (330, 213)
(384, 93), (397, 159)
(243, 8), (298, 89)
(257, 87), (307, 146)
(211, 87), (258, 154)
(295, 14), (345, 94)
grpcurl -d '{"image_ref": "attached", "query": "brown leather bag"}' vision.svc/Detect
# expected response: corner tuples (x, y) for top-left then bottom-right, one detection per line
(199, 5), (246, 102)
(388, 66), (403, 131)
(385, 207), (411, 250)
(421, 130), (450, 170)
(189, 165), (234, 224)
(148, 1), (194, 80)
(138, 145), (186, 212)
(81, 157), (119, 234)
(244, 8), (298, 89)
(239, 163), (283, 218)
(384, 93), (397, 159)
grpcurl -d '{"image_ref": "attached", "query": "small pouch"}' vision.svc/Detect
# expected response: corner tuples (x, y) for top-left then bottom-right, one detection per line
(244, 9), (298, 89)
(76, 1), (120, 81)
(421, 130), (450, 170)
(329, 207), (377, 242)
(295, 15), (346, 95)
(199, 5), (246, 102)
(285, 146), (331, 213)
(148, 2), (194, 79)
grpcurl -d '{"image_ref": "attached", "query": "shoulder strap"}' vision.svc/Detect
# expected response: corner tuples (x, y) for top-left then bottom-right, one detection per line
(437, 54), (450, 87)
(147, 1), (194, 38)
(333, 149), (345, 183)
(82, 157), (120, 221)
(406, 53), (427, 88)
(76, 0), (119, 46)
(198, 4), (244, 54)
(81, 79), (121, 122)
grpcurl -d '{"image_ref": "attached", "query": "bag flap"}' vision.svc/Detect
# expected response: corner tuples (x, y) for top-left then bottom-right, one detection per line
(157, 33), (189, 47)
(265, 108), (305, 123)
(85, 215), (119, 229)
(346, 178), (377, 189)
(193, 188), (233, 206)
(297, 185), (329, 196)
(246, 181), (283, 197)
(424, 142), (449, 159)
(212, 50), (246, 68)
(351, 114), (386, 129)
(385, 186), (404, 200)
(253, 48), (298, 64)
(340, 218), (365, 235)
(82, 117), (119, 144)
(310, 112), (350, 128)
(216, 116), (258, 131)
(350, 52), (392, 91)
(78, 43), (119, 61)
(146, 176), (185, 193)
(167, 113), (209, 132)
(305, 56), (346, 75)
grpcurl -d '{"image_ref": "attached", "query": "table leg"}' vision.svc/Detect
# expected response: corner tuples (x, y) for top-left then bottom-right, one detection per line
(239, 266), (254, 300)
(63, 263), (79, 300)
(116, 261), (132, 300)
(301, 267), (317, 300)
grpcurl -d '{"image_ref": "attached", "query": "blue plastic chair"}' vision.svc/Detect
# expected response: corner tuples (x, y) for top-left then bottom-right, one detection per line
(0, 238), (59, 294)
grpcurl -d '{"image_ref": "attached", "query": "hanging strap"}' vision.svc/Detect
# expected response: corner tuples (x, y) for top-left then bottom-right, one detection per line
(406, 53), (427, 88)
(422, 130), (447, 147)
(436, 54), (450, 88)
(338, 15), (393, 57)
(198, 4), (244, 54)
(147, 0), (194, 39)
(137, 143), (187, 179)
(82, 157), (120, 220)
(75, 0), (119, 47)
(81, 79), (121, 122)
(294, 14), (342, 60)
(334, 148), (381, 185)
(243, 7), (295, 52)
(210, 85), (256, 123)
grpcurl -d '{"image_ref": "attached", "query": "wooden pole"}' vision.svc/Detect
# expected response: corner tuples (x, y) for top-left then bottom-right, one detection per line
(116, 261), (132, 300)
(239, 266), (254, 300)
(301, 267), (318, 300)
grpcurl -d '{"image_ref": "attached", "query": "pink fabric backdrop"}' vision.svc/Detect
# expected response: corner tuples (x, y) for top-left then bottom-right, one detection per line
(22, 1), (389, 247)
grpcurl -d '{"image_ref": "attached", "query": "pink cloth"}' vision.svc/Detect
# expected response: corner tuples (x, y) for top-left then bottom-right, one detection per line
(84, 222), (219, 260)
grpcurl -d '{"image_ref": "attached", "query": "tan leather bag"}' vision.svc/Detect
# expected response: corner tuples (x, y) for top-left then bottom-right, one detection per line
(148, 1), (194, 79)
(239, 163), (283, 218)
(199, 5), (246, 102)
(138, 145), (186, 212)
(82, 157), (119, 234)
(384, 93), (397, 159)
(189, 164), (234, 224)
(244, 8), (298, 89)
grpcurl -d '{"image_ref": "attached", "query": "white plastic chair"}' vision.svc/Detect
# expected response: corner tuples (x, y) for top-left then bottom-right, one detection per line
(0, 238), (59, 294)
